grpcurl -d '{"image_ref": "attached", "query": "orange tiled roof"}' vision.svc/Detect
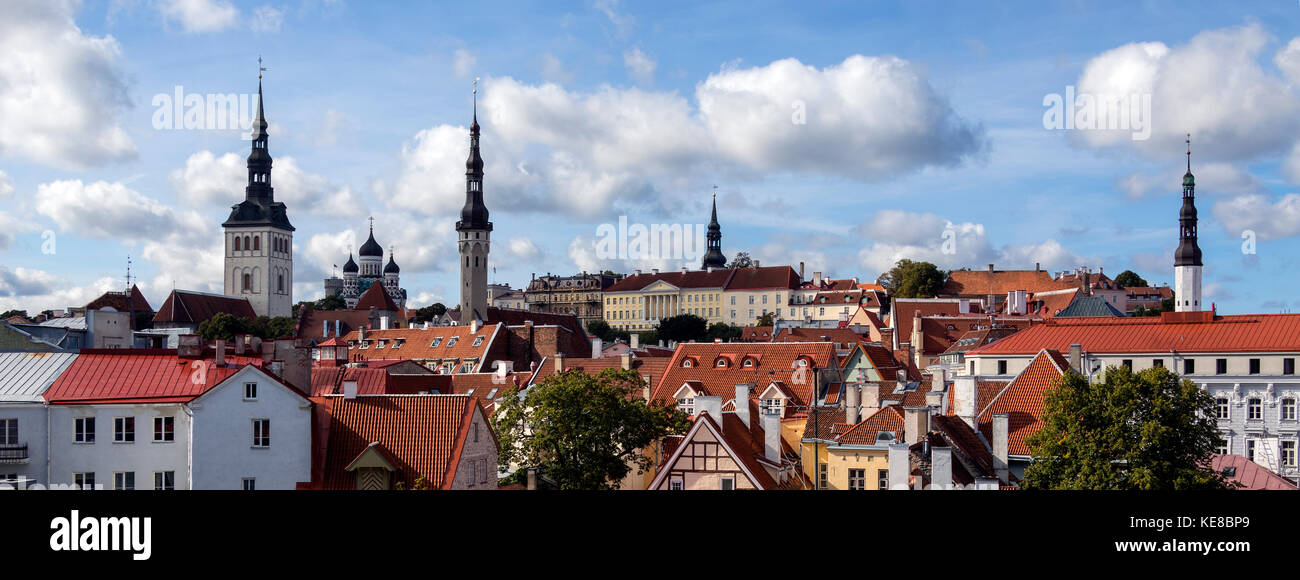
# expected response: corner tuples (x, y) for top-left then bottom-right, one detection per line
(943, 269), (1075, 297)
(652, 342), (838, 407)
(969, 312), (1300, 355)
(530, 355), (671, 390)
(977, 349), (1068, 456)
(834, 405), (905, 445)
(343, 324), (501, 369)
(319, 394), (484, 490)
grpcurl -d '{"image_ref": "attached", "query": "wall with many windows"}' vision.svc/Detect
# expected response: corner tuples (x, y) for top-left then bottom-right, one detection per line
(49, 403), (192, 489)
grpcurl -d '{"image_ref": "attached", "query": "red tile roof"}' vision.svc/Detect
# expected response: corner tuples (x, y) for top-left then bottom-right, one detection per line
(343, 324), (501, 369)
(605, 266), (799, 293)
(1027, 288), (1079, 318)
(834, 405), (905, 445)
(318, 394), (485, 490)
(1210, 454), (1297, 490)
(530, 355), (670, 392)
(84, 284), (153, 313)
(772, 327), (866, 347)
(297, 309), (380, 342)
(977, 349), (1069, 456)
(44, 349), (267, 404)
(485, 307), (588, 343)
(724, 266), (801, 290)
(153, 290), (257, 325)
(943, 269), (1075, 297)
(969, 312), (1300, 355)
(355, 282), (400, 311)
(652, 342), (838, 408)
(309, 366), (442, 396)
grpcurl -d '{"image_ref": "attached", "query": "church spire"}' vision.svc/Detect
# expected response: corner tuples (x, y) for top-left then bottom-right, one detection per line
(245, 65), (273, 203)
(701, 185), (727, 269)
(458, 77), (491, 232)
(1175, 134), (1201, 268)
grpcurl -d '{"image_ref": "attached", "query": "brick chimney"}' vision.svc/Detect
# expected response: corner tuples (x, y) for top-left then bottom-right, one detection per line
(695, 395), (722, 421)
(630, 333), (639, 349)
(953, 376), (977, 429)
(591, 337), (603, 359)
(235, 334), (245, 354)
(845, 382), (860, 424)
(177, 334), (202, 359)
(620, 352), (632, 370)
(862, 383), (880, 413)
(1069, 344), (1082, 374)
(887, 443), (910, 490)
(761, 411), (780, 463)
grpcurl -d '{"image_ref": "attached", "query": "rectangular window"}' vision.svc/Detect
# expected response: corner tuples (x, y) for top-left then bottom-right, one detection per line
(1216, 438), (1228, 456)
(1285, 399), (1298, 421)
(848, 468), (866, 490)
(244, 382), (257, 400)
(154, 471), (175, 491)
(720, 477), (735, 490)
(878, 469), (889, 490)
(997, 360), (1007, 375)
(1183, 358), (1195, 374)
(154, 417), (174, 442)
(75, 418), (95, 443)
(1248, 398), (1262, 421)
(447, 337), (458, 347)
(253, 419), (270, 448)
(74, 472), (95, 490)
(472, 336), (484, 347)
(1216, 359), (1227, 375)
(818, 463), (828, 489)
(113, 417), (134, 442)
(760, 398), (782, 416)
(677, 398), (694, 415)
(669, 478), (683, 490)
(1246, 439), (1256, 462)
(0, 418), (16, 445)
(242, 478), (256, 491)
(1121, 360), (1133, 370)
(1216, 398), (1229, 420)
(1286, 358), (1296, 375)
(1249, 359), (1261, 375)
(1284, 441), (1297, 468)
(114, 472), (134, 491)
(1152, 359), (1163, 368)
(430, 338), (442, 348)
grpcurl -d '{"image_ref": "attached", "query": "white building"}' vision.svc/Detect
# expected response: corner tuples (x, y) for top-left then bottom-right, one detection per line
(0, 352), (79, 487)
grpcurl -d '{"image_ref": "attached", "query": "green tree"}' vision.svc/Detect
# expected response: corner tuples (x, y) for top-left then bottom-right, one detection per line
(755, 311), (777, 326)
(316, 295), (347, 311)
(878, 259), (946, 298)
(706, 322), (742, 342)
(726, 251), (754, 269)
(636, 330), (658, 347)
(0, 309), (30, 320)
(1021, 365), (1234, 490)
(492, 368), (691, 490)
(198, 312), (241, 341)
(1114, 270), (1148, 288)
(586, 319), (616, 342)
(656, 313), (708, 343)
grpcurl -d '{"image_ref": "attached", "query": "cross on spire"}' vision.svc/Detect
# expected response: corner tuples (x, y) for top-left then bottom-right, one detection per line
(1186, 133), (1191, 173)
(368, 216), (374, 233)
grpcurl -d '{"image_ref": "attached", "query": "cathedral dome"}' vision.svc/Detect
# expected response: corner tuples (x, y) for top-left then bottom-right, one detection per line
(384, 255), (400, 274)
(359, 230), (383, 257)
(343, 254), (358, 273)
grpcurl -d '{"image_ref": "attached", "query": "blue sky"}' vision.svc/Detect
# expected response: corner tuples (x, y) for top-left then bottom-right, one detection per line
(2, 0), (1299, 315)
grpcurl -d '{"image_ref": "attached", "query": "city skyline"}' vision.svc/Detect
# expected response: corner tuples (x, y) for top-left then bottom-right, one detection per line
(3, 1), (1300, 315)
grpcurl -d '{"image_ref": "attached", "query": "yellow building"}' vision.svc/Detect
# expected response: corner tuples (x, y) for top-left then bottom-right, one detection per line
(602, 266), (801, 331)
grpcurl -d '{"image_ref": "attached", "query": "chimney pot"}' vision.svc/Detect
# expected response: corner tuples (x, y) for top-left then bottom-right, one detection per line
(993, 413), (1010, 483)
(846, 382), (861, 424)
(553, 353), (566, 373)
(215, 339), (227, 366)
(735, 383), (752, 428)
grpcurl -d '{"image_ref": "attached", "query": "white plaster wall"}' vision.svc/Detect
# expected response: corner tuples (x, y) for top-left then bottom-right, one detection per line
(191, 370), (310, 490)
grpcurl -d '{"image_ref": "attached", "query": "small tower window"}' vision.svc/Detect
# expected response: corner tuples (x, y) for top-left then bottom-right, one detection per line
(253, 236), (260, 251)
(243, 273), (251, 291)
(234, 237), (241, 251)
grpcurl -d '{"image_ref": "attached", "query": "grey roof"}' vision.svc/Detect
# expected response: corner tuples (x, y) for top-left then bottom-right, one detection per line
(0, 352), (78, 402)
(1055, 296), (1126, 318)
(38, 317), (87, 330)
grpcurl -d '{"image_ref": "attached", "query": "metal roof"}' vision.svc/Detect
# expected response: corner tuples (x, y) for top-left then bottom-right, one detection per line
(0, 352), (78, 402)
(38, 317), (87, 330)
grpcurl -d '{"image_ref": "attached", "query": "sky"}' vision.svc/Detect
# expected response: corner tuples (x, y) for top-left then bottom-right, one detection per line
(1, 0), (1299, 316)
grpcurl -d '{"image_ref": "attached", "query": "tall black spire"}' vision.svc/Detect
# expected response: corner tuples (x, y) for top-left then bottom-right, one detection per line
(701, 186), (727, 269)
(457, 81), (491, 232)
(223, 69), (293, 231)
(1175, 135), (1201, 267)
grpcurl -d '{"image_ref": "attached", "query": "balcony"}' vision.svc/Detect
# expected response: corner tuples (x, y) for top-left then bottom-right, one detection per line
(0, 444), (29, 463)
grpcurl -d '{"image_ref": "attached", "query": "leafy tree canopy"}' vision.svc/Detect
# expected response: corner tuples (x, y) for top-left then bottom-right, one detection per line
(412, 303), (447, 324)
(878, 259), (946, 298)
(1113, 270), (1148, 288)
(492, 368), (691, 490)
(0, 309), (29, 320)
(706, 322), (742, 343)
(656, 313), (708, 343)
(726, 251), (753, 269)
(1021, 365), (1234, 490)
(755, 311), (777, 327)
(198, 312), (296, 342)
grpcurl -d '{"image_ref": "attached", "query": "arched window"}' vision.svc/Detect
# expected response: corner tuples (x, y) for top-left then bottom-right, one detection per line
(234, 237), (241, 251)
(244, 235), (251, 250)
(278, 274), (284, 292)
(243, 273), (251, 291)
(253, 236), (260, 251)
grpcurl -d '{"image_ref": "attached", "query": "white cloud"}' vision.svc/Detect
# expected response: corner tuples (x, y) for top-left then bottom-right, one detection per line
(313, 108), (348, 147)
(251, 5), (283, 32)
(0, 0), (136, 169)
(624, 47), (656, 84)
(1275, 37), (1300, 85)
(0, 273), (124, 313)
(0, 210), (39, 251)
(1116, 162), (1264, 199)
(155, 0), (240, 33)
(507, 237), (543, 262)
(303, 214), (452, 280)
(1073, 24), (1300, 160)
(854, 209), (1091, 277)
(0, 170), (12, 198)
(169, 150), (359, 218)
(35, 179), (205, 242)
(1211, 193), (1300, 241)
(698, 55), (986, 178)
(1282, 142), (1300, 185)
(453, 49), (477, 78)
(592, 0), (633, 38)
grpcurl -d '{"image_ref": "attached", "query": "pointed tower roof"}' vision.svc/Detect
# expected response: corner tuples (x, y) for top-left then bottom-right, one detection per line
(359, 221), (383, 257)
(343, 253), (359, 273)
(1175, 134), (1202, 268)
(384, 248), (400, 274)
(355, 281), (399, 312)
(223, 72), (293, 231)
(701, 187), (727, 269)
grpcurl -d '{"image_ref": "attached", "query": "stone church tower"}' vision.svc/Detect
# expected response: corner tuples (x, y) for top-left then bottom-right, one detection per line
(456, 101), (491, 325)
(223, 79), (294, 318)
(1174, 136), (1202, 313)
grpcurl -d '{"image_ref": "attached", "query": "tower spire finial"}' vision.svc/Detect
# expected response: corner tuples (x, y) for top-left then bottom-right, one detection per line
(473, 77), (480, 125)
(369, 216), (374, 234)
(1186, 133), (1191, 173)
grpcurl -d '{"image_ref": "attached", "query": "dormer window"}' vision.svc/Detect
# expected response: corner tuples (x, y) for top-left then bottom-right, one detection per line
(682, 359), (693, 368)
(472, 336), (484, 347)
(430, 337), (443, 348)
(715, 358), (728, 368)
(447, 337), (458, 347)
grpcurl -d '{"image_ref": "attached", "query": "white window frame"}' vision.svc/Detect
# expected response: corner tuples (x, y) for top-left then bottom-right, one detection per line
(154, 416), (175, 442)
(720, 476), (735, 490)
(669, 477), (684, 490)
(1284, 441), (1297, 468)
(1284, 399), (1297, 422)
(74, 472), (96, 490)
(113, 416), (134, 443)
(1248, 398), (1263, 421)
(154, 471), (175, 490)
(252, 419), (271, 448)
(0, 418), (16, 446)
(75, 418), (95, 443)
(114, 471), (134, 491)
(244, 382), (258, 400)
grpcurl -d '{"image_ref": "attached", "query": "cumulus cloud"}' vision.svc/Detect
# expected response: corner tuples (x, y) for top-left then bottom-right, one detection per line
(507, 237), (543, 262)
(0, 273), (125, 313)
(624, 48), (656, 84)
(0, 170), (12, 198)
(593, 0), (634, 38)
(0, 0), (136, 169)
(541, 54), (574, 84)
(0, 266), (63, 298)
(1116, 162), (1265, 199)
(169, 150), (359, 217)
(1072, 24), (1300, 160)
(1211, 193), (1300, 241)
(853, 209), (1092, 277)
(0, 210), (41, 252)
(302, 213), (453, 281)
(699, 55), (987, 177)
(155, 0), (240, 33)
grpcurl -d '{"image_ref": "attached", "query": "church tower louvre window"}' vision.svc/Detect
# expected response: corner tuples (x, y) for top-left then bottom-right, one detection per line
(222, 64), (294, 318)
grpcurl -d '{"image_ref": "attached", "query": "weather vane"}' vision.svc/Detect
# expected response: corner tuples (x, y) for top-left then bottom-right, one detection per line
(258, 55), (267, 79)
(712, 184), (717, 198)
